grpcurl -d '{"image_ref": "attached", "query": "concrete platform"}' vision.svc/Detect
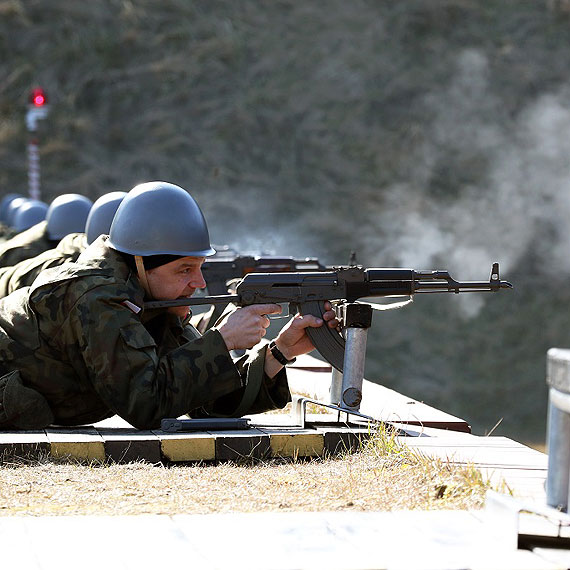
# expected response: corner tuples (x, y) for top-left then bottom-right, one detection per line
(2, 508), (569, 570)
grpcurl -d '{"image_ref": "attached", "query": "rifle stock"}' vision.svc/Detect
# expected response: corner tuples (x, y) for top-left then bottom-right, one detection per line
(145, 263), (513, 371)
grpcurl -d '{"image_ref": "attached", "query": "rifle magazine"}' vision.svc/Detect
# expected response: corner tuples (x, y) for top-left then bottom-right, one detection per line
(295, 299), (345, 372)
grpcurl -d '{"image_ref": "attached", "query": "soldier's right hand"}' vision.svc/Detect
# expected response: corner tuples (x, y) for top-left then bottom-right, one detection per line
(215, 304), (282, 351)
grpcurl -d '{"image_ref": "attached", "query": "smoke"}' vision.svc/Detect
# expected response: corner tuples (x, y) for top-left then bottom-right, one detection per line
(201, 47), (570, 317)
(363, 48), (570, 315)
(200, 186), (325, 259)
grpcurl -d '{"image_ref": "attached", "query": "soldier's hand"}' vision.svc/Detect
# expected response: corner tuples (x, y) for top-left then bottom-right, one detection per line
(216, 304), (282, 351)
(271, 301), (339, 361)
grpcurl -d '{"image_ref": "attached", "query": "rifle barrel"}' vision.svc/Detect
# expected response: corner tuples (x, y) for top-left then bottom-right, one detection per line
(415, 279), (513, 293)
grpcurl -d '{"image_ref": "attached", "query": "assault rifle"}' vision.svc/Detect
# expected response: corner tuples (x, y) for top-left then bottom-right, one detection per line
(196, 255), (329, 330)
(145, 263), (512, 371)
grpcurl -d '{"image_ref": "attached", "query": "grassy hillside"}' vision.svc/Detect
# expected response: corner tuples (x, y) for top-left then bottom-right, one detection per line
(1, 0), (570, 442)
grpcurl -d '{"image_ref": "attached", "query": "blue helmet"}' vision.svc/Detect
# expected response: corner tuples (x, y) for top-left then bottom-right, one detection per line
(5, 197), (29, 227)
(85, 191), (127, 245)
(12, 199), (49, 232)
(108, 182), (215, 257)
(46, 194), (93, 240)
(0, 193), (25, 224)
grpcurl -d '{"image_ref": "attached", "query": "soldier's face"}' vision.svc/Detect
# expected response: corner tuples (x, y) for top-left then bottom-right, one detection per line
(146, 256), (207, 318)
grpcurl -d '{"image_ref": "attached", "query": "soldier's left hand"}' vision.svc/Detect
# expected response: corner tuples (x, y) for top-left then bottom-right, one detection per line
(272, 301), (339, 361)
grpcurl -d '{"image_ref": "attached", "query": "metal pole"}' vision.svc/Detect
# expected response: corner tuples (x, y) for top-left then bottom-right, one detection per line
(329, 368), (343, 406)
(340, 327), (369, 412)
(27, 136), (40, 200)
(545, 348), (570, 510)
(337, 303), (373, 413)
(546, 390), (570, 510)
(25, 95), (49, 201)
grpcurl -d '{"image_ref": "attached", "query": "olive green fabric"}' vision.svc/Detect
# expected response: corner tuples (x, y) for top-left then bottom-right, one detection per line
(0, 221), (57, 268)
(0, 236), (290, 430)
(0, 370), (54, 429)
(0, 232), (87, 298)
(0, 223), (18, 243)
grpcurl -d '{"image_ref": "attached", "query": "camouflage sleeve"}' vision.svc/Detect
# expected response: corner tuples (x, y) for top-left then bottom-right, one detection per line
(0, 225), (53, 268)
(63, 286), (246, 429)
(193, 344), (292, 417)
(7, 247), (83, 295)
(0, 253), (67, 298)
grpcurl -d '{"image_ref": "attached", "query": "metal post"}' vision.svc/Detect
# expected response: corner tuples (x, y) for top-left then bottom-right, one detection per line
(329, 368), (343, 406)
(545, 348), (570, 510)
(546, 391), (570, 510)
(25, 88), (49, 201)
(27, 137), (40, 200)
(338, 303), (373, 413)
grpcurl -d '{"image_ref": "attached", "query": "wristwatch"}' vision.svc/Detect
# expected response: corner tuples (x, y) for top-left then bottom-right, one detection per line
(269, 340), (296, 366)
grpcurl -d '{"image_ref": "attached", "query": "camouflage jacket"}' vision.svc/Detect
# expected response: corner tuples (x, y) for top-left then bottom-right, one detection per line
(0, 233), (87, 298)
(0, 223), (17, 243)
(0, 221), (57, 268)
(0, 237), (290, 430)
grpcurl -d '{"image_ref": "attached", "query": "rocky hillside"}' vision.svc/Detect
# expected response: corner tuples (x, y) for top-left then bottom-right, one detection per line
(2, 0), (570, 443)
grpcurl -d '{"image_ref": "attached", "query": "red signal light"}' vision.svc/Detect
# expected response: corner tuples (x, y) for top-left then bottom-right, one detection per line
(29, 88), (47, 107)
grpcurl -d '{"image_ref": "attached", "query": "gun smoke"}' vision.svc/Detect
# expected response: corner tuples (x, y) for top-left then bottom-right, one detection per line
(206, 48), (570, 318)
(373, 49), (570, 279)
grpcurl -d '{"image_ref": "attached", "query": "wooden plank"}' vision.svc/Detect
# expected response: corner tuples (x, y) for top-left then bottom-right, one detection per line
(152, 431), (216, 462)
(258, 427), (324, 458)
(395, 425), (544, 450)
(314, 425), (373, 455)
(392, 428), (549, 503)
(0, 430), (50, 462)
(46, 427), (105, 462)
(401, 438), (547, 469)
(213, 428), (270, 462)
(97, 428), (162, 464)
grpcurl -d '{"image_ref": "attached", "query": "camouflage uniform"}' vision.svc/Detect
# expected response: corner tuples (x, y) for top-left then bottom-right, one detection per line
(0, 223), (17, 243)
(0, 233), (87, 298)
(0, 221), (57, 268)
(0, 236), (290, 430)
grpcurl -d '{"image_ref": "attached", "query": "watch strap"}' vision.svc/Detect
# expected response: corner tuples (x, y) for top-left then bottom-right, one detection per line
(269, 340), (296, 365)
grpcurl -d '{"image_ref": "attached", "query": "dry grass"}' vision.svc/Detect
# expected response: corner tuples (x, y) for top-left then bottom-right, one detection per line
(0, 427), (497, 517)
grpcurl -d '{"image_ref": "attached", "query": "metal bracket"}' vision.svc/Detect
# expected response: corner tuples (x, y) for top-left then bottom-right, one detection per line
(292, 395), (378, 429)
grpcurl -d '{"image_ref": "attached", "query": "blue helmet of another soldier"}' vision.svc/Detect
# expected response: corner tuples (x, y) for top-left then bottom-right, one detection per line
(0, 193), (25, 224)
(46, 194), (93, 240)
(12, 199), (49, 232)
(85, 191), (127, 245)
